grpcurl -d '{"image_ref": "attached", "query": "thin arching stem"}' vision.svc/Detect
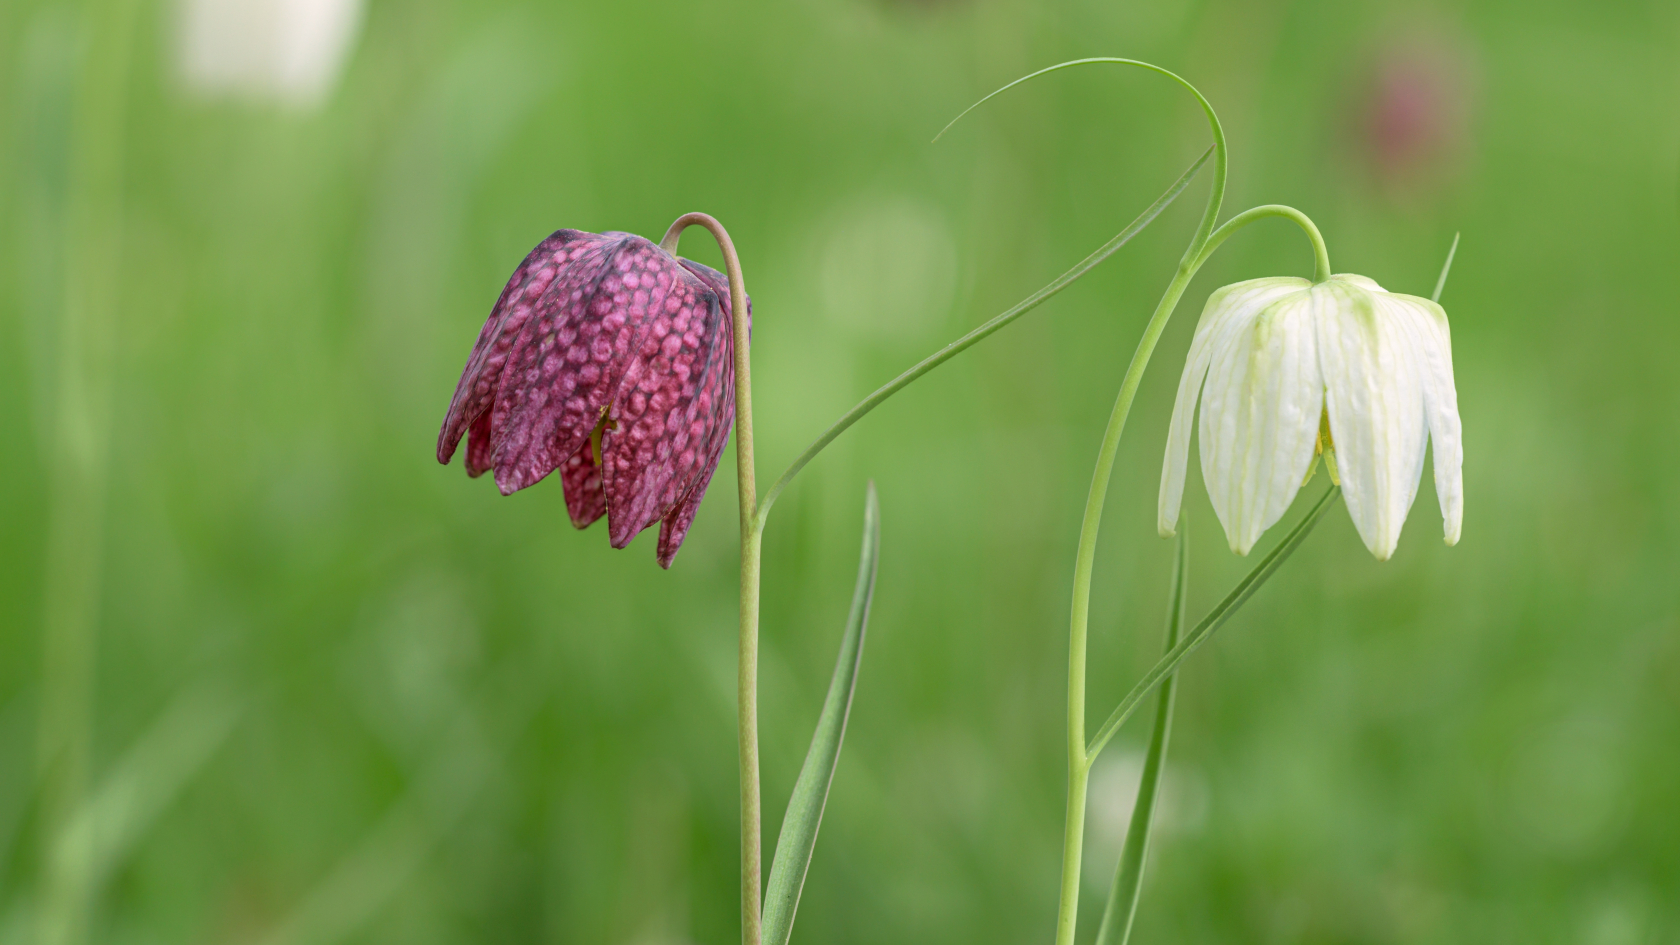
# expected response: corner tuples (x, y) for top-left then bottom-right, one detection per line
(660, 212), (762, 945)
(754, 60), (1229, 534)
(1056, 197), (1334, 943)
(1002, 60), (1225, 945)
(934, 58), (1228, 255)
(1195, 204), (1332, 282)
(1051, 195), (1335, 945)
(946, 62), (1341, 945)
(968, 63), (1324, 945)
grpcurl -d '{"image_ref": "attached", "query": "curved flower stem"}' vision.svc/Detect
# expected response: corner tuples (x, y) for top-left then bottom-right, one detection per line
(660, 213), (762, 945)
(1056, 255), (1198, 945)
(1193, 204), (1332, 282)
(1028, 59), (1224, 945)
(933, 59), (1227, 254)
(1053, 197), (1336, 945)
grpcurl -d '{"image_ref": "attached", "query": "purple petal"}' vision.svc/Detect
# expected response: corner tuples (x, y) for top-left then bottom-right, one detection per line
(438, 228), (747, 567)
(438, 230), (588, 466)
(654, 260), (746, 567)
(465, 410), (494, 477)
(489, 236), (683, 495)
(679, 259), (752, 341)
(602, 264), (738, 556)
(656, 439), (725, 568)
(559, 441), (606, 529)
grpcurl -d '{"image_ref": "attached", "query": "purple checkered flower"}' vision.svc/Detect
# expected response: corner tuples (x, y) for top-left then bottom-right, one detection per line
(437, 229), (747, 568)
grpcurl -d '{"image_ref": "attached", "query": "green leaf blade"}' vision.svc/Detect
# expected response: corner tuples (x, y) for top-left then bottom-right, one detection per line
(1087, 486), (1341, 761)
(1094, 530), (1187, 945)
(756, 147), (1212, 525)
(1432, 232), (1461, 303)
(761, 482), (882, 945)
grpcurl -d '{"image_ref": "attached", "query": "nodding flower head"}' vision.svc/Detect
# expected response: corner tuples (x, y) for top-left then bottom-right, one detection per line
(438, 229), (748, 568)
(1159, 274), (1462, 560)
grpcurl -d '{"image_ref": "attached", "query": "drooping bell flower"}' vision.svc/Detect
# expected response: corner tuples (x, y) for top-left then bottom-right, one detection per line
(1158, 274), (1462, 560)
(438, 229), (747, 567)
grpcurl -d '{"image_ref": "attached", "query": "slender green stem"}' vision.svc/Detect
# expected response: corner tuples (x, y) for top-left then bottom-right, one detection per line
(1054, 198), (1335, 942)
(1086, 486), (1340, 761)
(1058, 756), (1093, 941)
(933, 60), (1228, 262)
(757, 59), (1229, 531)
(1045, 60), (1226, 945)
(754, 146), (1212, 529)
(1057, 252), (1201, 945)
(1010, 61), (1338, 945)
(659, 213), (762, 945)
(1194, 204), (1332, 282)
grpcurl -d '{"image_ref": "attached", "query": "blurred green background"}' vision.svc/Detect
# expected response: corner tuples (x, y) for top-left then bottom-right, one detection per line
(3, 0), (1678, 942)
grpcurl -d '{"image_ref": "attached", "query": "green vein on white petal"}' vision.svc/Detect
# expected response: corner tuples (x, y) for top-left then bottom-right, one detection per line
(1198, 288), (1321, 554)
(1315, 281), (1425, 559)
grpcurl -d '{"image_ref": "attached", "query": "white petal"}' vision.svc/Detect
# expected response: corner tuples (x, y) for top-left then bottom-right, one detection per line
(1159, 278), (1310, 537)
(1315, 278), (1428, 560)
(1386, 292), (1463, 545)
(1198, 287), (1322, 554)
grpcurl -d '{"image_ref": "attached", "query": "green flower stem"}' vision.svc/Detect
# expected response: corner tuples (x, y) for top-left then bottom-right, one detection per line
(1056, 205), (1335, 944)
(1056, 248), (1203, 945)
(1049, 59), (1227, 945)
(1074, 490), (1337, 945)
(1194, 204), (1332, 283)
(754, 145), (1212, 530)
(660, 213), (762, 945)
(1057, 209), (1332, 945)
(932, 60), (1228, 256)
(1004, 61), (1337, 945)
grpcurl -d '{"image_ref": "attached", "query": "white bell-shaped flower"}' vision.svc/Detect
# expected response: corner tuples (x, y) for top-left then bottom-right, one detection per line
(1158, 274), (1462, 559)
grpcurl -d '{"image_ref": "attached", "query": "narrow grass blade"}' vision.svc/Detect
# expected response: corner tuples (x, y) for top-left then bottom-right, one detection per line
(256, 653), (550, 945)
(762, 482), (882, 945)
(52, 681), (243, 890)
(1087, 486), (1340, 761)
(1431, 232), (1460, 303)
(1094, 530), (1186, 945)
